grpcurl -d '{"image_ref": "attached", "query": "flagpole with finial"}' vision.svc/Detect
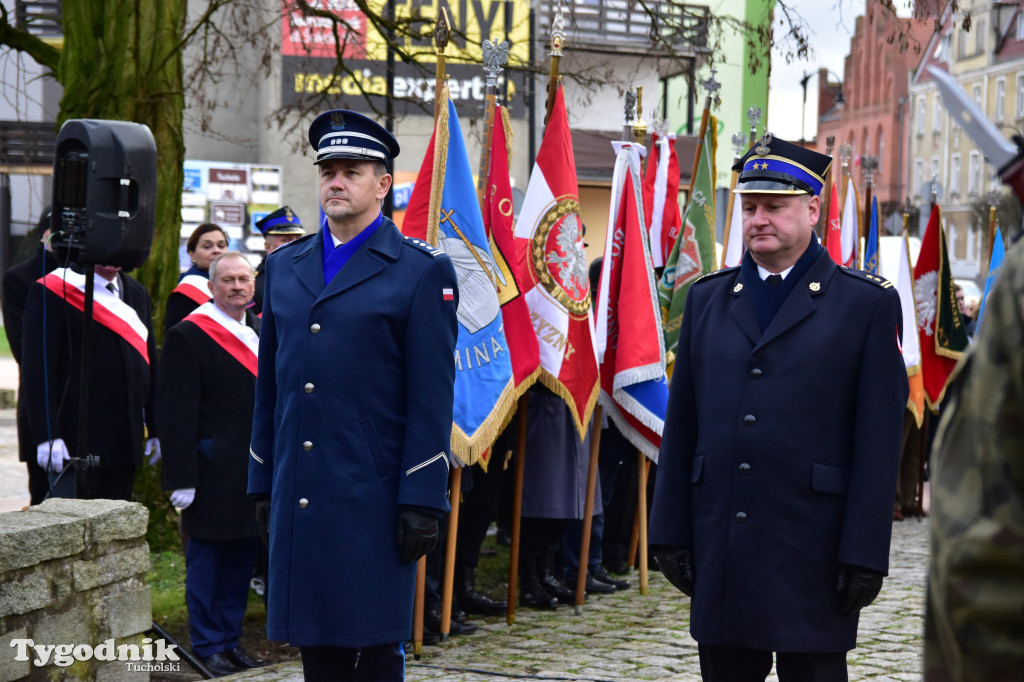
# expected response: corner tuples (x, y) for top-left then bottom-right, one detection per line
(747, 105), (762, 148)
(820, 136), (836, 248)
(508, 0), (567, 626)
(544, 0), (567, 124)
(412, 9), (453, 658)
(860, 156), (878, 270)
(720, 131), (747, 269)
(476, 39), (510, 212)
(684, 70), (719, 232)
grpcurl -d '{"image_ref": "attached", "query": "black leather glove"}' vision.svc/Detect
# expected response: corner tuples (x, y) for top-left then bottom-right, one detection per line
(253, 495), (270, 551)
(836, 564), (884, 616)
(396, 509), (439, 563)
(652, 546), (695, 597)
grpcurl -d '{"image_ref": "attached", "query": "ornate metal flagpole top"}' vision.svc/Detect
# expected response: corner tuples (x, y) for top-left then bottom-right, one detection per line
(633, 86), (647, 140)
(550, 0), (567, 56)
(731, 132), (747, 159)
(701, 68), (721, 107)
(747, 106), (762, 133)
(904, 196), (914, 215)
(624, 89), (636, 128)
(652, 117), (668, 139)
(838, 143), (853, 168)
(826, 135), (836, 156)
(861, 155), (879, 186)
(930, 172), (939, 203)
(482, 39), (510, 88)
(434, 7), (451, 52)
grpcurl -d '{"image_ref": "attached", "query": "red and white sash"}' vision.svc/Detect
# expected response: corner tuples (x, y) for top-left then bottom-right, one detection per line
(173, 273), (211, 305)
(40, 269), (150, 364)
(185, 302), (258, 376)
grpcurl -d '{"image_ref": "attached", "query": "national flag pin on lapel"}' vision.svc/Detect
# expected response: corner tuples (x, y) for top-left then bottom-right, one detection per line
(443, 287), (454, 301)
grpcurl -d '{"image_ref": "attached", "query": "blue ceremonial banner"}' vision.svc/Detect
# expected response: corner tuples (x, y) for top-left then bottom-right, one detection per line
(432, 96), (516, 464)
(863, 196), (879, 274)
(976, 227), (1004, 333)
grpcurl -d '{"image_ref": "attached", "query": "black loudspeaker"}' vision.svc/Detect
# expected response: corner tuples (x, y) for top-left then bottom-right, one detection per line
(50, 119), (157, 269)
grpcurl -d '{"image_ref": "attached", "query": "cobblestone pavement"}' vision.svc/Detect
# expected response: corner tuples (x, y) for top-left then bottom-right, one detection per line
(222, 519), (929, 682)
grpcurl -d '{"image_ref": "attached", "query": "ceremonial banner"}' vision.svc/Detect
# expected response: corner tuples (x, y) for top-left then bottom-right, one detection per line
(722, 191), (744, 268)
(895, 233), (924, 426)
(863, 196), (879, 274)
(840, 177), (859, 268)
(483, 105), (541, 397)
(595, 142), (668, 460)
(657, 116), (716, 359)
(642, 133), (682, 268)
(513, 83), (600, 438)
(912, 205), (968, 408)
(825, 179), (843, 264)
(403, 93), (516, 464)
(976, 227), (1004, 332)
(41, 269), (150, 364)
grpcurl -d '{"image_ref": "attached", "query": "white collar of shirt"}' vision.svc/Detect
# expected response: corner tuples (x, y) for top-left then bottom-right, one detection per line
(95, 272), (119, 297)
(756, 264), (795, 281)
(330, 232), (343, 248)
(206, 300), (250, 329)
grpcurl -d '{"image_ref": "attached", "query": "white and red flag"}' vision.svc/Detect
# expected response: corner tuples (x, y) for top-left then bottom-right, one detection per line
(595, 141), (668, 460)
(513, 83), (600, 438)
(642, 132), (683, 268)
(484, 104), (542, 397)
(825, 179), (843, 265)
(840, 176), (859, 267)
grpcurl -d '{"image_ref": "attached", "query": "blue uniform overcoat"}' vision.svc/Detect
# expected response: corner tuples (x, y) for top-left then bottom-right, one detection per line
(649, 248), (909, 652)
(248, 219), (458, 647)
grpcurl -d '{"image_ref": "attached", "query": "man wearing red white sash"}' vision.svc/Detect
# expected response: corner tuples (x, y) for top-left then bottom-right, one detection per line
(158, 252), (265, 676)
(21, 264), (158, 500)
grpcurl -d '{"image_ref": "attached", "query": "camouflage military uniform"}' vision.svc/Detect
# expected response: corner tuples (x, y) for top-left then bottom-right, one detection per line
(925, 240), (1024, 681)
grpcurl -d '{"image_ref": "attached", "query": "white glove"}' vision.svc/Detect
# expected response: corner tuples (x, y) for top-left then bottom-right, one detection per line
(145, 438), (162, 465)
(37, 439), (70, 473)
(170, 488), (196, 510)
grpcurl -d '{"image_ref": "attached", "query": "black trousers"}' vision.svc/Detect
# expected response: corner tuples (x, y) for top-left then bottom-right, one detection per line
(698, 644), (848, 682)
(300, 643), (405, 682)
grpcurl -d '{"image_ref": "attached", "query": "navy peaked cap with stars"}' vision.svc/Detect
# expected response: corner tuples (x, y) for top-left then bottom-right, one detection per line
(308, 109), (400, 166)
(256, 206), (305, 236)
(732, 134), (832, 196)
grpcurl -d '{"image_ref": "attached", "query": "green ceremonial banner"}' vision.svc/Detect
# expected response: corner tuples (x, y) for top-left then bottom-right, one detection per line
(936, 221), (970, 360)
(658, 116), (717, 360)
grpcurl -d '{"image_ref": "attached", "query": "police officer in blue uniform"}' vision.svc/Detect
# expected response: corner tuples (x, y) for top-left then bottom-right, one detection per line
(649, 135), (909, 681)
(251, 206), (305, 316)
(248, 109), (459, 682)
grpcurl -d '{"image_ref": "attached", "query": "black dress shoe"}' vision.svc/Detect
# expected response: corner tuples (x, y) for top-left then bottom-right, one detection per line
(566, 574), (616, 595)
(224, 645), (268, 669)
(592, 565), (631, 590)
(458, 588), (508, 616)
(519, 578), (558, 609)
(540, 572), (577, 604)
(425, 606), (478, 636)
(197, 652), (243, 678)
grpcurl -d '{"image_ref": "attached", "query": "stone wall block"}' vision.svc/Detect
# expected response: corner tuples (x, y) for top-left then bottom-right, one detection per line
(0, 628), (30, 682)
(30, 499), (148, 546)
(73, 545), (150, 592)
(30, 603), (92, 650)
(96, 586), (152, 641)
(0, 571), (50, 617)
(0, 511), (84, 574)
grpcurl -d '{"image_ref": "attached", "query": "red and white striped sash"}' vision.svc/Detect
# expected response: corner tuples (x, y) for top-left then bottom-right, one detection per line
(173, 273), (211, 305)
(40, 269), (150, 364)
(185, 302), (258, 376)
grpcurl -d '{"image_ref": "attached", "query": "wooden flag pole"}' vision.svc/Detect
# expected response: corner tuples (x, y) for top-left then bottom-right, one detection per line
(820, 136), (835, 247)
(507, 395), (529, 625)
(440, 467), (461, 640)
(543, 0), (567, 124)
(575, 405), (603, 613)
(413, 10), (452, 651)
(637, 451), (650, 595)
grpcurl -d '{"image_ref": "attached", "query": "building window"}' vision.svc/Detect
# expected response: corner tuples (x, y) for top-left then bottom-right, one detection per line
(996, 78), (1006, 121)
(877, 129), (884, 162)
(917, 96), (926, 134)
(966, 225), (976, 261)
(950, 154), (961, 194)
(914, 159), (924, 194)
(968, 150), (981, 193)
(1018, 11), (1024, 40)
(973, 84), (983, 110)
(976, 20), (985, 54)
(1018, 75), (1024, 116)
(959, 25), (969, 58)
(933, 93), (943, 131)
(931, 157), (940, 187)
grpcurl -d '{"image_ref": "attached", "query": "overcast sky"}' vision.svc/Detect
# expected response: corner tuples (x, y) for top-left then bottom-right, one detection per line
(767, 0), (868, 142)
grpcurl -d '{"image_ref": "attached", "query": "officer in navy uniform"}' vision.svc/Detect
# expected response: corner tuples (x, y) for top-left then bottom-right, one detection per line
(251, 207), (305, 316)
(649, 135), (909, 682)
(248, 109), (459, 682)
